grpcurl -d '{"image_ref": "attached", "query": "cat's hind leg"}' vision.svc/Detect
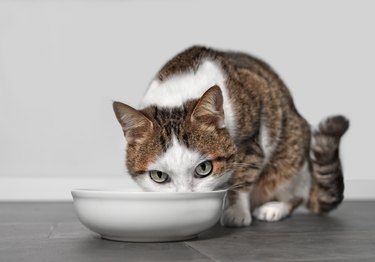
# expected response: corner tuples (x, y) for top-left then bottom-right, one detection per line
(253, 201), (292, 222)
(251, 159), (311, 222)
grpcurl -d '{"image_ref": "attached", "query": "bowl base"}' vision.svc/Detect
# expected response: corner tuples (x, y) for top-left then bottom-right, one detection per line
(101, 234), (198, 243)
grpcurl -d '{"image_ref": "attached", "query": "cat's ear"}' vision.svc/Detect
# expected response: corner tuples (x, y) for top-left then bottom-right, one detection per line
(191, 85), (225, 129)
(113, 102), (153, 144)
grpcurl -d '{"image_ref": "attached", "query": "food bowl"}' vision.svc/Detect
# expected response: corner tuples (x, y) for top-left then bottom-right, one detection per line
(71, 189), (227, 242)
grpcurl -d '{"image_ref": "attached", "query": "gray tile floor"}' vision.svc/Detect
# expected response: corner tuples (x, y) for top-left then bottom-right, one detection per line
(0, 201), (374, 262)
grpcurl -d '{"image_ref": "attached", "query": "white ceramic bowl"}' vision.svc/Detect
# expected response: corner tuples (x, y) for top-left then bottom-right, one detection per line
(71, 189), (227, 242)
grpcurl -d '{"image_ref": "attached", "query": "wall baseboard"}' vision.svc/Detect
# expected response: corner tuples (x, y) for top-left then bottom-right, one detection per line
(0, 177), (140, 201)
(0, 177), (373, 201)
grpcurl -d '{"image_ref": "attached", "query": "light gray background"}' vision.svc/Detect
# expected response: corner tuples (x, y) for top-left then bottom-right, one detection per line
(0, 0), (373, 200)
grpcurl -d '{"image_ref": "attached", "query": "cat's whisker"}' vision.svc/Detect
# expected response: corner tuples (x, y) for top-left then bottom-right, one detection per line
(225, 183), (249, 191)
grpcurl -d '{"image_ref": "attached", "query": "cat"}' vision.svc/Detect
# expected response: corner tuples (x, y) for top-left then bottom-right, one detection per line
(113, 46), (349, 227)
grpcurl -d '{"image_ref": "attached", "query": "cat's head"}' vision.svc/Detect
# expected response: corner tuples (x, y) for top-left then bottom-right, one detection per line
(113, 86), (237, 192)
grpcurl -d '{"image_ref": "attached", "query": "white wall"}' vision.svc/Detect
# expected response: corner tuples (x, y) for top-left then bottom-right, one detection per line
(0, 0), (374, 200)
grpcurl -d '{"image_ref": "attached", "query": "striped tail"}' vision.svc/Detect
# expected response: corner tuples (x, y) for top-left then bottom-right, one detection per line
(307, 115), (350, 214)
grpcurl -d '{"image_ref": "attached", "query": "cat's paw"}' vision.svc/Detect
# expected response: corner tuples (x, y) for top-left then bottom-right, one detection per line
(221, 204), (252, 227)
(253, 201), (291, 222)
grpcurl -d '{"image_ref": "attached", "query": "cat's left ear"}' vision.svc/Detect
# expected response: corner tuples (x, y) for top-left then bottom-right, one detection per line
(191, 85), (225, 129)
(113, 101), (154, 144)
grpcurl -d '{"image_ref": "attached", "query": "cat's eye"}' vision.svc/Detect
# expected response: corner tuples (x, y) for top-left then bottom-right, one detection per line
(195, 160), (213, 178)
(149, 170), (169, 183)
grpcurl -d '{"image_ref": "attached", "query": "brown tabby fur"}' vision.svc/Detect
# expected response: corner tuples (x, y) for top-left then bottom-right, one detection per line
(156, 46), (312, 209)
(113, 46), (349, 221)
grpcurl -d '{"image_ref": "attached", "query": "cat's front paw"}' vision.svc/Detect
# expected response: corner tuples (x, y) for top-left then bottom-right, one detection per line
(221, 205), (252, 227)
(253, 201), (291, 222)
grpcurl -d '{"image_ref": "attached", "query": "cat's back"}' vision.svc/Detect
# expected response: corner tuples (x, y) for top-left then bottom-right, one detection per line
(140, 46), (284, 107)
(154, 46), (276, 82)
(140, 46), (226, 108)
(140, 46), (295, 138)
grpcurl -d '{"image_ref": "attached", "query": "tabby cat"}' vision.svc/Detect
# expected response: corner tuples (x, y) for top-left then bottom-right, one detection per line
(113, 46), (349, 227)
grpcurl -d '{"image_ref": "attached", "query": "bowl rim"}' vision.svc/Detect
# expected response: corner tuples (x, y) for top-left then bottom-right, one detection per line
(71, 188), (228, 200)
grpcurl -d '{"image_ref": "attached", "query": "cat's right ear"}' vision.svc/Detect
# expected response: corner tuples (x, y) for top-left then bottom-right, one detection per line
(113, 102), (153, 144)
(191, 85), (225, 129)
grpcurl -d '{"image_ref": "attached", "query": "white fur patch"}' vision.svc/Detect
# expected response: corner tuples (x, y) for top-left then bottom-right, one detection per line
(221, 191), (252, 227)
(140, 60), (236, 136)
(133, 136), (231, 192)
(295, 161), (312, 201)
(253, 201), (291, 222)
(274, 161), (311, 204)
